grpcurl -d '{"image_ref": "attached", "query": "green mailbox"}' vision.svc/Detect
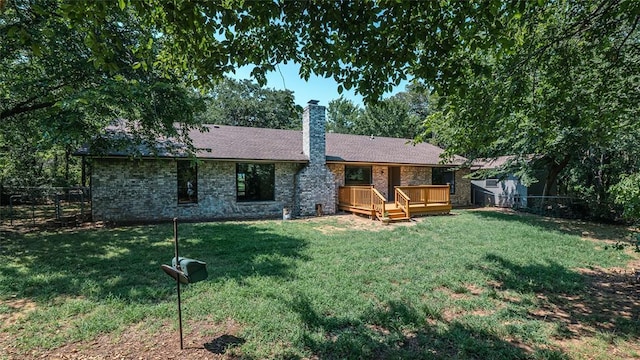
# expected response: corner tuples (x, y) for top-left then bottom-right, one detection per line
(171, 257), (208, 284)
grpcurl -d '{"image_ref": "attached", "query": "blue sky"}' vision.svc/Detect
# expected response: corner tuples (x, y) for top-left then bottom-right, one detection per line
(227, 63), (408, 108)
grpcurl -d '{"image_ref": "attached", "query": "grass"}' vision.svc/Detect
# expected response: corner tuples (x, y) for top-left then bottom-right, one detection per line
(1, 209), (638, 359)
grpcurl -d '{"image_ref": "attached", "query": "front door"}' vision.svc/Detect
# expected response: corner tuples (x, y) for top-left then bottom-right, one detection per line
(388, 167), (401, 201)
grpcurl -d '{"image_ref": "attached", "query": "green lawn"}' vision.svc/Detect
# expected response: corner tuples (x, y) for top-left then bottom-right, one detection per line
(1, 210), (638, 359)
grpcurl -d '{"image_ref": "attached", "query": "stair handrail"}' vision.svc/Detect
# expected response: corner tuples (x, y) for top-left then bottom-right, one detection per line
(395, 188), (411, 218)
(371, 188), (387, 220)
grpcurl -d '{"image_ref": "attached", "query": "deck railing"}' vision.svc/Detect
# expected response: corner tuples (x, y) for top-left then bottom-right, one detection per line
(338, 185), (373, 209)
(371, 188), (386, 219)
(395, 188), (410, 218)
(338, 185), (451, 219)
(396, 185), (451, 206)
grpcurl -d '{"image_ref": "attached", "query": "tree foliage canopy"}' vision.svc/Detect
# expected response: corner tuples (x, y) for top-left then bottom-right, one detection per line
(200, 78), (302, 130)
(326, 84), (433, 139)
(33, 0), (544, 101)
(0, 0), (205, 186)
(425, 0), (640, 220)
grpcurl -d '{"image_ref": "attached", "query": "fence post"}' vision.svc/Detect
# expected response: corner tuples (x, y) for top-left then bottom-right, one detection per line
(80, 188), (85, 219)
(9, 195), (13, 226)
(55, 194), (61, 220)
(31, 194), (35, 227)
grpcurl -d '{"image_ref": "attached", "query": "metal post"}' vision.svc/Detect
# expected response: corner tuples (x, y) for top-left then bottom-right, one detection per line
(80, 188), (85, 219)
(174, 218), (183, 350)
(31, 194), (35, 227)
(9, 195), (13, 226)
(55, 194), (61, 220)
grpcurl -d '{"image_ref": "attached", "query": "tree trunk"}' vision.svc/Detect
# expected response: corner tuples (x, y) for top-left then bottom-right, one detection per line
(541, 154), (572, 209)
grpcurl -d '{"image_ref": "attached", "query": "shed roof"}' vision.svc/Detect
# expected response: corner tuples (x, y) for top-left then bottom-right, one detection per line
(472, 155), (514, 170)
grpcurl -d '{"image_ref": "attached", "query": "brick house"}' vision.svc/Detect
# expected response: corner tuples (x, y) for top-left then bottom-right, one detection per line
(82, 100), (470, 222)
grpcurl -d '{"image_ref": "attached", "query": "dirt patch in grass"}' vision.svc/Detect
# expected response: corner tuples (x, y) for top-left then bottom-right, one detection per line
(308, 213), (426, 233)
(1, 297), (37, 326)
(1, 220), (106, 238)
(436, 283), (484, 300)
(5, 318), (244, 360)
(526, 258), (640, 358)
(532, 261), (640, 337)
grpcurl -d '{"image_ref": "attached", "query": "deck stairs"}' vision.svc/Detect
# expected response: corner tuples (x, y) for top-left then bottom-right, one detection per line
(337, 185), (452, 223)
(383, 204), (410, 222)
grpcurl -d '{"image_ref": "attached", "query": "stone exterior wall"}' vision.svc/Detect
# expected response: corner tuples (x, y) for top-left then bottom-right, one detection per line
(294, 164), (336, 216)
(372, 165), (389, 199)
(327, 163), (345, 188)
(327, 163), (345, 208)
(91, 158), (301, 222)
(400, 166), (432, 185)
(91, 158), (175, 222)
(302, 102), (325, 165)
(295, 101), (336, 216)
(451, 168), (472, 206)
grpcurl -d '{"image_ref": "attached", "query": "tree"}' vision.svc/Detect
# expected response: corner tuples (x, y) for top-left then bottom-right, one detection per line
(611, 173), (640, 222)
(354, 96), (423, 139)
(200, 78), (302, 129)
(38, 0), (543, 102)
(327, 85), (433, 139)
(0, 0), (205, 187)
(326, 97), (362, 134)
(424, 1), (640, 220)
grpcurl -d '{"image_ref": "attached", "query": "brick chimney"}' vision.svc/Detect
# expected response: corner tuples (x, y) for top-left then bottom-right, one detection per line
(302, 100), (326, 165)
(294, 100), (336, 217)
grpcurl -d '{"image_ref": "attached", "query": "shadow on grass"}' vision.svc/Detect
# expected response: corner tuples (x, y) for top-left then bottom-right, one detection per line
(204, 334), (246, 355)
(0, 221), (307, 303)
(477, 253), (640, 340)
(289, 294), (567, 360)
(467, 209), (633, 243)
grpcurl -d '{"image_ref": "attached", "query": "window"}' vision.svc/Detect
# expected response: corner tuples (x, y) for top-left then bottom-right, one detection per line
(345, 166), (372, 185)
(432, 168), (455, 194)
(177, 161), (197, 204)
(486, 179), (498, 188)
(237, 163), (275, 202)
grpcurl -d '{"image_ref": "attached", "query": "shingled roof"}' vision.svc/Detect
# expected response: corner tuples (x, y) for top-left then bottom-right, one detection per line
(188, 125), (464, 166)
(325, 132), (464, 166)
(189, 125), (307, 162)
(84, 124), (466, 166)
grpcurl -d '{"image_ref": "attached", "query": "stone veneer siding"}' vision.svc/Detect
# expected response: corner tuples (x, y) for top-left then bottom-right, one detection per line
(327, 163), (345, 208)
(401, 166), (432, 186)
(295, 102), (336, 216)
(451, 168), (471, 206)
(294, 164), (336, 216)
(91, 158), (302, 222)
(372, 165), (389, 199)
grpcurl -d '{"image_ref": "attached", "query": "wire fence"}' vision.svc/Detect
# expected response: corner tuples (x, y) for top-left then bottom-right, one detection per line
(472, 184), (589, 220)
(0, 187), (91, 228)
(518, 196), (588, 219)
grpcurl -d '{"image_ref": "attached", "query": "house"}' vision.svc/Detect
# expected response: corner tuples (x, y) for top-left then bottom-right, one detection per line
(471, 156), (528, 208)
(81, 101), (471, 222)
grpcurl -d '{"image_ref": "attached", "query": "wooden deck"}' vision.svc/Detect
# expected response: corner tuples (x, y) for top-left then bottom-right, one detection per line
(338, 185), (452, 222)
